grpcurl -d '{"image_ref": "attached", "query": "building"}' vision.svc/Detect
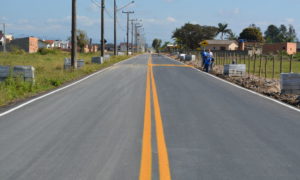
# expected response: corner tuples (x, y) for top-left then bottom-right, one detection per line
(204, 40), (238, 51)
(263, 42), (297, 55)
(38, 40), (48, 49)
(105, 43), (114, 51)
(238, 41), (263, 55)
(83, 44), (99, 53)
(297, 42), (300, 52)
(119, 42), (132, 52)
(9, 37), (39, 53)
(44, 40), (55, 48)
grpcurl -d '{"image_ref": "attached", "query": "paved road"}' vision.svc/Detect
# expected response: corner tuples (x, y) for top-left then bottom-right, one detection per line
(0, 54), (300, 180)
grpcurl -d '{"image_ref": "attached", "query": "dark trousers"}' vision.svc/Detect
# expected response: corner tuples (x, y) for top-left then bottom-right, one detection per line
(204, 64), (210, 72)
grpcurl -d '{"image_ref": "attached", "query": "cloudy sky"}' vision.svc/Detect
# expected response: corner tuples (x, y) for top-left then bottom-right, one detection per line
(1, 0), (299, 44)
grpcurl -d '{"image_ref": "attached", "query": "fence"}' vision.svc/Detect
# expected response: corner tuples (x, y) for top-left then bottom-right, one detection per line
(189, 51), (300, 79)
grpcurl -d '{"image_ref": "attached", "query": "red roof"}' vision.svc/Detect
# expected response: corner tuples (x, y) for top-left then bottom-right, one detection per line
(44, 40), (55, 44)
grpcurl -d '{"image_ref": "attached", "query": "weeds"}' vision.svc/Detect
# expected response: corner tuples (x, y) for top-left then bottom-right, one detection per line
(0, 51), (130, 106)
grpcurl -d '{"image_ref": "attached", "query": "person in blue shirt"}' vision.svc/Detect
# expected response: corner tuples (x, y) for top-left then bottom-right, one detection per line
(200, 50), (207, 68)
(204, 50), (212, 72)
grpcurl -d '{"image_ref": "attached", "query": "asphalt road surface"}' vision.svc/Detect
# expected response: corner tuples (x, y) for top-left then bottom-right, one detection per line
(0, 54), (300, 180)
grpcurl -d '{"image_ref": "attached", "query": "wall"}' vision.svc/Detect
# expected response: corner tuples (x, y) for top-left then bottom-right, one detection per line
(263, 42), (297, 55)
(9, 37), (38, 53)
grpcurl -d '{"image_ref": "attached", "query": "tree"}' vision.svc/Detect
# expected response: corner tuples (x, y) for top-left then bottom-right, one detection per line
(161, 41), (170, 51)
(249, 24), (261, 32)
(152, 39), (162, 52)
(264, 25), (280, 43)
(69, 30), (89, 52)
(217, 23), (231, 40)
(265, 24), (298, 43)
(226, 30), (238, 40)
(239, 27), (264, 42)
(76, 30), (89, 53)
(286, 25), (297, 42)
(172, 23), (218, 50)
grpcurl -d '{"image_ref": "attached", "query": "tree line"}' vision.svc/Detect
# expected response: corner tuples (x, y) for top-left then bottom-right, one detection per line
(153, 23), (298, 51)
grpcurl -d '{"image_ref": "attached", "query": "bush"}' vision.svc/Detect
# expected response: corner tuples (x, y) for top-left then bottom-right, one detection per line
(10, 46), (26, 55)
(38, 48), (61, 55)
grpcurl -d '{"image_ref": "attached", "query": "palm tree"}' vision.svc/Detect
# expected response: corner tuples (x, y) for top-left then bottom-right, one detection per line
(217, 23), (231, 40)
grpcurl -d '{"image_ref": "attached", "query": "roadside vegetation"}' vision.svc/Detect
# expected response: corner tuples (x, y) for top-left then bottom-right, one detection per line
(0, 50), (130, 106)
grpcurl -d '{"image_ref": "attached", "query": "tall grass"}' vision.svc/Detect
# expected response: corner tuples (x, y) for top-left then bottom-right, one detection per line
(0, 51), (131, 106)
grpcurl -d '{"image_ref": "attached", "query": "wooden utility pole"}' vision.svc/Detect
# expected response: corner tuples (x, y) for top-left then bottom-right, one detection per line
(114, 0), (117, 56)
(122, 11), (134, 55)
(101, 0), (105, 57)
(1, 23), (6, 53)
(71, 0), (77, 68)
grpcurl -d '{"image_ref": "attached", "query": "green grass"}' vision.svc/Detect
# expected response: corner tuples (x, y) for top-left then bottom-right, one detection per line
(215, 56), (300, 79)
(0, 51), (131, 106)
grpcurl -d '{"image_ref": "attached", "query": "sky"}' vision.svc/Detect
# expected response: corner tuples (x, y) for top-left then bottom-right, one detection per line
(1, 0), (300, 44)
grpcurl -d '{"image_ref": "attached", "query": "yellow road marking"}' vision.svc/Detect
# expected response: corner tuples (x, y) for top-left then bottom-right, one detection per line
(151, 64), (193, 68)
(139, 58), (152, 180)
(150, 59), (172, 180)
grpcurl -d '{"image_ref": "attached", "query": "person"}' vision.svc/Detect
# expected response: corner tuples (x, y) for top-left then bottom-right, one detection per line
(204, 54), (212, 72)
(208, 49), (214, 69)
(200, 50), (207, 68)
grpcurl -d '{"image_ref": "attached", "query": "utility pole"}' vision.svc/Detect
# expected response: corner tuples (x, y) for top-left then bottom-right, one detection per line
(114, 0), (117, 56)
(112, 1), (134, 56)
(1, 23), (6, 53)
(135, 24), (142, 53)
(129, 19), (137, 53)
(122, 11), (134, 55)
(101, 0), (105, 58)
(71, 0), (77, 68)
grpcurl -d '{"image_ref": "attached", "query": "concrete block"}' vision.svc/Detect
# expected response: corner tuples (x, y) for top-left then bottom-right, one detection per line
(77, 59), (85, 68)
(0, 66), (10, 81)
(280, 73), (300, 94)
(117, 52), (125, 56)
(104, 55), (110, 61)
(185, 55), (196, 61)
(224, 64), (246, 77)
(179, 54), (186, 61)
(64, 58), (71, 69)
(13, 66), (35, 82)
(92, 57), (103, 64)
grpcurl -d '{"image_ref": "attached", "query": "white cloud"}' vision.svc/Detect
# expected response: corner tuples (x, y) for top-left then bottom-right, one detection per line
(285, 18), (295, 24)
(166, 17), (176, 23)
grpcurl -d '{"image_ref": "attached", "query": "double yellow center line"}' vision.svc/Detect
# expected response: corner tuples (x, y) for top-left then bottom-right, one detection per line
(139, 56), (172, 180)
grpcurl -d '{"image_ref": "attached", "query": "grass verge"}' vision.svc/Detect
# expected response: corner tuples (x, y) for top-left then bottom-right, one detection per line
(0, 51), (132, 107)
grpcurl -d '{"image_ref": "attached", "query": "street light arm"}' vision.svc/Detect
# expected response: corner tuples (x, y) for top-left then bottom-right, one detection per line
(117, 1), (134, 11)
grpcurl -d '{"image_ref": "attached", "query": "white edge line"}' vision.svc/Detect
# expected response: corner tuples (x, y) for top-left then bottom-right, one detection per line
(163, 55), (300, 113)
(0, 55), (139, 117)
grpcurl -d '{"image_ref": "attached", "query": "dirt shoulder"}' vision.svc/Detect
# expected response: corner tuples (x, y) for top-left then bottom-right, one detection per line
(167, 54), (300, 109)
